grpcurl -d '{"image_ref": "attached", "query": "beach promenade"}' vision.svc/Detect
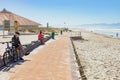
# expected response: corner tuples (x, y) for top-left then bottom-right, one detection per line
(0, 33), (79, 80)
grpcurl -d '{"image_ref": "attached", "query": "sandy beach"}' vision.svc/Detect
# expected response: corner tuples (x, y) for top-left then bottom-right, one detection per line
(72, 31), (120, 80)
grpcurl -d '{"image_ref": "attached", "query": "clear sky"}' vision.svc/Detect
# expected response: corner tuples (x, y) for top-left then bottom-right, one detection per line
(0, 0), (120, 27)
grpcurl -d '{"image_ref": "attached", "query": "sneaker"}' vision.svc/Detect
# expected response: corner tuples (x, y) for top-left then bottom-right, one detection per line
(20, 58), (24, 60)
(25, 52), (30, 56)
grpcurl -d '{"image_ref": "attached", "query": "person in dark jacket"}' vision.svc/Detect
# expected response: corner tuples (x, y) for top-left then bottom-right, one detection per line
(12, 32), (24, 60)
(12, 32), (21, 48)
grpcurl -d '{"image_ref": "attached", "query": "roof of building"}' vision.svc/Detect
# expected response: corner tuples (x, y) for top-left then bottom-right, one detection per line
(0, 8), (41, 26)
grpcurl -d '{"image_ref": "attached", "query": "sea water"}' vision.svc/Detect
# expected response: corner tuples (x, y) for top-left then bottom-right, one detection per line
(79, 26), (120, 38)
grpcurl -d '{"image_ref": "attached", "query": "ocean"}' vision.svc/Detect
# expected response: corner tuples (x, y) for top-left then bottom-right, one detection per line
(79, 26), (120, 38)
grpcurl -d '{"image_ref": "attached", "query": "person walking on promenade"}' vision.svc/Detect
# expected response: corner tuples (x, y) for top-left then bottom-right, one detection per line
(38, 30), (44, 44)
(12, 31), (24, 61)
(116, 33), (119, 38)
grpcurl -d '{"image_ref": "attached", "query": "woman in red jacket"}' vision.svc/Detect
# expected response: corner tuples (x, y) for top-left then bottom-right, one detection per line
(38, 30), (44, 44)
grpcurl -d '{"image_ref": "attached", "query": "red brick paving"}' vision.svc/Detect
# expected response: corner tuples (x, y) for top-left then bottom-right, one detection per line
(8, 33), (78, 80)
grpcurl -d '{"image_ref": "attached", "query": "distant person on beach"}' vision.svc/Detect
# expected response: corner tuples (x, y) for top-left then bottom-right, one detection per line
(12, 32), (24, 61)
(116, 33), (118, 38)
(38, 30), (44, 44)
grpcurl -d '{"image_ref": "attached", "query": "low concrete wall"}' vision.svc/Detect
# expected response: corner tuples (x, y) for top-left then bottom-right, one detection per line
(70, 37), (87, 80)
(0, 36), (51, 68)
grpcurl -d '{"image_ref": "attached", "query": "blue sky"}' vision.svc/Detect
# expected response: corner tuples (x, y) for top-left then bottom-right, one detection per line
(0, 0), (120, 26)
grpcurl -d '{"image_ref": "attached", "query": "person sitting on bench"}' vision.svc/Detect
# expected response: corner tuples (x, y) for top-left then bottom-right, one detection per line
(38, 30), (44, 44)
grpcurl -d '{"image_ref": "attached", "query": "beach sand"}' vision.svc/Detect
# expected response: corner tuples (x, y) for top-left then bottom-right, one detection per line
(72, 31), (120, 80)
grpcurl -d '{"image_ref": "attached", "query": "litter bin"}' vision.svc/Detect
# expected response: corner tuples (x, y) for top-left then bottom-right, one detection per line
(51, 32), (55, 39)
(60, 30), (63, 35)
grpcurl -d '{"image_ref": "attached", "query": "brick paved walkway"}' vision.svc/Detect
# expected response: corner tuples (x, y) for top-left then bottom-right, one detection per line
(1, 33), (79, 80)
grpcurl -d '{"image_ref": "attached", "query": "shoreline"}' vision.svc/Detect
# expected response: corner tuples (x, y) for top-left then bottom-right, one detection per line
(71, 30), (120, 40)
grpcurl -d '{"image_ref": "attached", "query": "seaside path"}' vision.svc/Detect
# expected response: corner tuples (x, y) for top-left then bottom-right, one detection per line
(0, 33), (78, 80)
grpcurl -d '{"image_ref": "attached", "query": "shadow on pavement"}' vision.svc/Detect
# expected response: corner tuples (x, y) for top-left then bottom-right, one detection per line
(0, 59), (30, 72)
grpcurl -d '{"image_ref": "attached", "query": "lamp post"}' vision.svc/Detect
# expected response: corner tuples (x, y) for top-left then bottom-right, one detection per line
(9, 13), (12, 33)
(64, 22), (66, 28)
(47, 22), (49, 28)
(9, 11), (14, 33)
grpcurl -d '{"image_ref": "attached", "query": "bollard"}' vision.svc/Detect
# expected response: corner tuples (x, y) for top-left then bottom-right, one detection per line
(60, 30), (63, 35)
(51, 32), (55, 39)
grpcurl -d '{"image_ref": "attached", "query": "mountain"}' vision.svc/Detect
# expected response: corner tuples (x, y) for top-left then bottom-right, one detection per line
(80, 23), (120, 27)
